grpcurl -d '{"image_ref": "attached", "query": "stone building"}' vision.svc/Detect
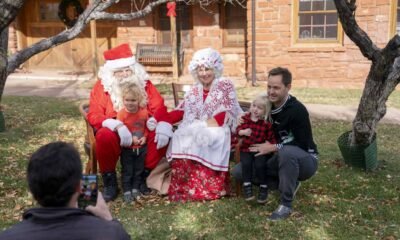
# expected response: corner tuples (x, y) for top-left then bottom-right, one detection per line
(8, 0), (400, 88)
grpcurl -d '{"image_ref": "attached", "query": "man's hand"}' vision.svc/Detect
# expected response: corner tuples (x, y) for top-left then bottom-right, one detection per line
(117, 125), (133, 147)
(146, 117), (157, 131)
(155, 121), (173, 149)
(86, 192), (113, 221)
(239, 128), (252, 137)
(249, 141), (277, 156)
(102, 119), (123, 131)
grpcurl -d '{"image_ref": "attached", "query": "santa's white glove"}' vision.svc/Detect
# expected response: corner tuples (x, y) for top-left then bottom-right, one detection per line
(146, 117), (157, 131)
(102, 119), (123, 131)
(117, 125), (133, 147)
(155, 121), (173, 149)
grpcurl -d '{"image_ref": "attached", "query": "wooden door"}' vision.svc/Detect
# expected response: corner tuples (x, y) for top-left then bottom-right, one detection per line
(21, 0), (117, 71)
(70, 25), (117, 71)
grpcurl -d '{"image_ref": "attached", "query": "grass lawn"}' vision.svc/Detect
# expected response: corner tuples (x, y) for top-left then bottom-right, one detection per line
(0, 95), (399, 239)
(237, 85), (400, 109)
(156, 83), (400, 109)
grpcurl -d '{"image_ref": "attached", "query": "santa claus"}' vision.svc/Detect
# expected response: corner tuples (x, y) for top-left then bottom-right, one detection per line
(87, 43), (171, 201)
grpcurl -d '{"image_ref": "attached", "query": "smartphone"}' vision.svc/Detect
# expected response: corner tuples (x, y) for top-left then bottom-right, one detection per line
(78, 174), (98, 209)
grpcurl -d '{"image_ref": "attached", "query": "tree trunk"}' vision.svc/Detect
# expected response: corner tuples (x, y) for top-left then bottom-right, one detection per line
(0, 27), (9, 131)
(352, 67), (386, 145)
(334, 0), (400, 146)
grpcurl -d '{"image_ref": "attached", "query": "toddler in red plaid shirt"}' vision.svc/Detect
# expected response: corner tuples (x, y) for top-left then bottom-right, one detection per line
(236, 93), (276, 203)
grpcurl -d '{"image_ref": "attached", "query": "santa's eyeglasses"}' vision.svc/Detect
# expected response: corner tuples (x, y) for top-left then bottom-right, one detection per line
(113, 68), (133, 76)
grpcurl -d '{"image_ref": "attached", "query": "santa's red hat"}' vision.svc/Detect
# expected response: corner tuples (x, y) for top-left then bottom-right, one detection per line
(103, 43), (136, 69)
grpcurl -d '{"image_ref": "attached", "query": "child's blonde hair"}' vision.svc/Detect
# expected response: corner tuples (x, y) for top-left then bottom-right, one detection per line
(253, 92), (271, 120)
(121, 83), (147, 108)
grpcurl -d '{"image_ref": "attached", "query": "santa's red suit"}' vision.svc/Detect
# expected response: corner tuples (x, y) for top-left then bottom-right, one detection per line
(87, 79), (168, 172)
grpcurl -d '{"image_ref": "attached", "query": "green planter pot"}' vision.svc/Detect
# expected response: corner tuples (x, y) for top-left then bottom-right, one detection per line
(337, 131), (378, 171)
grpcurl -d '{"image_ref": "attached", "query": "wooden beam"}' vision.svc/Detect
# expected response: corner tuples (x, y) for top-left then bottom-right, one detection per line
(90, 0), (99, 77)
(169, 1), (179, 81)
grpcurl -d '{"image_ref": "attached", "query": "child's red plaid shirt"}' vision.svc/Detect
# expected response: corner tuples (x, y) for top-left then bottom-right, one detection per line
(235, 113), (276, 152)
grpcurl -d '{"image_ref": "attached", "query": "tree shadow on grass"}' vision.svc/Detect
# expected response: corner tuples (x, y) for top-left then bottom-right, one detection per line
(0, 96), (81, 141)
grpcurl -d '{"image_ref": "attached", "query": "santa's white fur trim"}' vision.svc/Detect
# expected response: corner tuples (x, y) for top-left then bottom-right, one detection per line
(104, 57), (136, 70)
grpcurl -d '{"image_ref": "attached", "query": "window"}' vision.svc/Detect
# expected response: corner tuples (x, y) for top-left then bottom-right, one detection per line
(39, 2), (60, 21)
(222, 3), (247, 47)
(294, 0), (342, 43)
(158, 3), (192, 48)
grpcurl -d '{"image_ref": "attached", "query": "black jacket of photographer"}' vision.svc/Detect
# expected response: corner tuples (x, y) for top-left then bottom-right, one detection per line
(0, 208), (131, 240)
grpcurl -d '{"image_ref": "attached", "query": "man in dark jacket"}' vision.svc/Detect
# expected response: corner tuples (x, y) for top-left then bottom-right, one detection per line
(0, 142), (131, 240)
(233, 67), (318, 221)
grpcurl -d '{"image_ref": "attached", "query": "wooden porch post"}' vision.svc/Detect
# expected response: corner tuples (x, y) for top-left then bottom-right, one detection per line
(90, 0), (99, 77)
(168, 1), (179, 81)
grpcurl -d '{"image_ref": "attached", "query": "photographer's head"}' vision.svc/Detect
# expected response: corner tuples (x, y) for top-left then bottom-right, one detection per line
(28, 142), (82, 207)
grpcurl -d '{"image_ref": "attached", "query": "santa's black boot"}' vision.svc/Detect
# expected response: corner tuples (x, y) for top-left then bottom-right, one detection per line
(102, 172), (119, 202)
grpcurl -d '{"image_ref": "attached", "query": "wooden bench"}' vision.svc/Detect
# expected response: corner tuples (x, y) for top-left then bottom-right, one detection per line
(234, 101), (251, 196)
(79, 101), (97, 174)
(172, 82), (191, 107)
(135, 43), (184, 73)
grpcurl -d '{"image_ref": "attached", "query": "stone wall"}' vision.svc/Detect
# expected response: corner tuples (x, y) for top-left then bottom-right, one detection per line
(111, 2), (247, 77)
(247, 0), (393, 89)
(11, 0), (396, 89)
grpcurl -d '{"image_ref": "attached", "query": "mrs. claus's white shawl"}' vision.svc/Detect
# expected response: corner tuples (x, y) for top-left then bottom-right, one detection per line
(167, 77), (242, 171)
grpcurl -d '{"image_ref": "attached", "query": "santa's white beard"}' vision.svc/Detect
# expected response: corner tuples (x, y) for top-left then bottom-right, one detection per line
(108, 75), (144, 111)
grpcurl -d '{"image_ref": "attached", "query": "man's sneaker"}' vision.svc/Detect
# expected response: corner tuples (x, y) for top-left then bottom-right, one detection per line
(268, 205), (293, 221)
(123, 191), (133, 203)
(131, 189), (142, 200)
(257, 186), (268, 204)
(243, 184), (255, 201)
(293, 181), (301, 198)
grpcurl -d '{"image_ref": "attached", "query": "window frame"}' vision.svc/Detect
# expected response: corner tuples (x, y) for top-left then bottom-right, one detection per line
(292, 0), (343, 45)
(390, 0), (400, 37)
(37, 0), (64, 23)
(221, 2), (247, 48)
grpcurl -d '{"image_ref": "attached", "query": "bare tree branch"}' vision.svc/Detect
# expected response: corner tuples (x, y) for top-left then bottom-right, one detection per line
(91, 0), (169, 21)
(0, 0), (25, 32)
(370, 35), (400, 83)
(381, 35), (400, 66)
(94, 0), (119, 13)
(334, 0), (379, 61)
